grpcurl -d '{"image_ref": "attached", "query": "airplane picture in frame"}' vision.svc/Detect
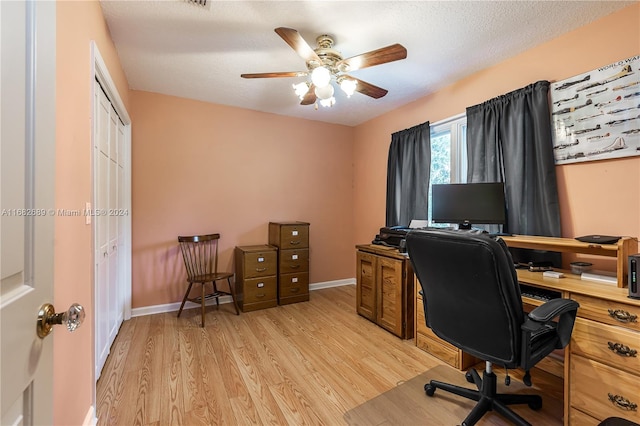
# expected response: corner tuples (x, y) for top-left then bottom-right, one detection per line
(551, 55), (640, 165)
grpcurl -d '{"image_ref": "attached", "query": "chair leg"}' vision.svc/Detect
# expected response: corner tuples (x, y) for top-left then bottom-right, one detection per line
(492, 399), (533, 426)
(212, 281), (220, 308)
(462, 396), (493, 426)
(227, 277), (240, 315)
(177, 282), (194, 318)
(200, 283), (206, 327)
(425, 368), (541, 426)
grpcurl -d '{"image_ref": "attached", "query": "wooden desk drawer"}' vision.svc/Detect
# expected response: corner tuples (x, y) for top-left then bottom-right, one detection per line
(416, 333), (460, 368)
(569, 407), (601, 426)
(416, 302), (460, 354)
(572, 317), (640, 375)
(243, 250), (277, 278)
(243, 276), (277, 303)
(570, 355), (640, 423)
(572, 294), (640, 332)
(278, 249), (309, 274)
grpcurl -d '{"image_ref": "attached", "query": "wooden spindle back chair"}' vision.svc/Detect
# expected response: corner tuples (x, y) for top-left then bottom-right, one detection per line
(177, 233), (239, 326)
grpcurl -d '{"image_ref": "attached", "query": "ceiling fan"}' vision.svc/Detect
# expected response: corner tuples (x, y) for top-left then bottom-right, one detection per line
(241, 27), (407, 107)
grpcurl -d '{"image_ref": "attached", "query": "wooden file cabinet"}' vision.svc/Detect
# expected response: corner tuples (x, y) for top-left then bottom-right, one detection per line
(269, 221), (310, 305)
(355, 244), (414, 339)
(234, 245), (278, 312)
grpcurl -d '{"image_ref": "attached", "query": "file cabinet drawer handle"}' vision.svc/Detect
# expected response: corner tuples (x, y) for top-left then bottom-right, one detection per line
(290, 287), (299, 293)
(607, 309), (638, 323)
(256, 293), (265, 299)
(255, 267), (267, 272)
(290, 240), (300, 245)
(289, 264), (300, 269)
(607, 341), (638, 357)
(607, 393), (638, 411)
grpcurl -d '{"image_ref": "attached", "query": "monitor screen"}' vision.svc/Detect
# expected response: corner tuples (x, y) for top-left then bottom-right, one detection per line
(432, 182), (506, 229)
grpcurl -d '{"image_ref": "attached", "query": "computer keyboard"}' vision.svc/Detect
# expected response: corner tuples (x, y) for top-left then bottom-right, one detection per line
(519, 284), (561, 302)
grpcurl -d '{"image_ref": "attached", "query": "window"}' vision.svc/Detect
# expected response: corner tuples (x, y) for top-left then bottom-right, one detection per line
(427, 114), (467, 223)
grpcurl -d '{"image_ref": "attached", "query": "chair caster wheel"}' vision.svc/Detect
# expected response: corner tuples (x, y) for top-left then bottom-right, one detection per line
(528, 397), (543, 410)
(465, 372), (474, 383)
(424, 384), (436, 397)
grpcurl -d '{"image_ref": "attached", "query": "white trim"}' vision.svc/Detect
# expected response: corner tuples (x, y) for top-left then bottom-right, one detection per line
(82, 405), (97, 426)
(310, 278), (355, 290)
(130, 278), (356, 318)
(92, 45), (130, 125)
(430, 111), (465, 127)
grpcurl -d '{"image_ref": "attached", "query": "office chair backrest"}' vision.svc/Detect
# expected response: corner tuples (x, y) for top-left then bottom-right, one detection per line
(407, 230), (525, 367)
(178, 233), (221, 282)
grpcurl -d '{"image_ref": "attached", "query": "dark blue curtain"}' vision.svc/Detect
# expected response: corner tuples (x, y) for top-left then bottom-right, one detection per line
(466, 81), (561, 238)
(385, 122), (431, 227)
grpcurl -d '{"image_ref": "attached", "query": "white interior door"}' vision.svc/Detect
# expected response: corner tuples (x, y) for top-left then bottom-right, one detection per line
(1, 1), (56, 424)
(93, 81), (128, 379)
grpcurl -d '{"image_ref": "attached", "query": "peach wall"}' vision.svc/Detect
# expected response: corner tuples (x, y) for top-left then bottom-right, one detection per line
(55, 1), (130, 424)
(353, 4), (640, 266)
(130, 91), (355, 308)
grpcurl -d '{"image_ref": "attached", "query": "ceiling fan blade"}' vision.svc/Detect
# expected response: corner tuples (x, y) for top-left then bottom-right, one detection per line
(241, 71), (307, 79)
(337, 44), (407, 71)
(275, 27), (323, 65)
(300, 84), (317, 105)
(350, 77), (388, 99)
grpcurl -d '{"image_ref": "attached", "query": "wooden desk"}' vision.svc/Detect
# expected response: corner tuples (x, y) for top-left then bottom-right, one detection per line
(413, 234), (639, 425)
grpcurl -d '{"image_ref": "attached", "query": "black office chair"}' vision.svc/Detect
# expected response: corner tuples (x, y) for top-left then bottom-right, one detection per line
(406, 230), (579, 426)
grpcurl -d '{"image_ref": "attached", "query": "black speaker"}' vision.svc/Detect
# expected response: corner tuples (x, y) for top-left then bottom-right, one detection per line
(629, 254), (640, 300)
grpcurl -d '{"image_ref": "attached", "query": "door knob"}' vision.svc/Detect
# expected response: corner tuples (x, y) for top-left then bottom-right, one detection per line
(36, 303), (85, 339)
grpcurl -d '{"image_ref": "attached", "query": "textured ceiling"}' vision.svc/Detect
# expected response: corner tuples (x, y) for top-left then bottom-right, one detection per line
(100, 0), (634, 126)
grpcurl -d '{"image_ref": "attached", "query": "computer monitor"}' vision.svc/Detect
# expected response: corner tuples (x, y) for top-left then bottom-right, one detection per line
(431, 182), (506, 229)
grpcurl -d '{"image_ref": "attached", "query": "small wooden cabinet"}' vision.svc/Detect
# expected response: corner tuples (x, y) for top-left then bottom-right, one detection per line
(269, 221), (310, 305)
(234, 245), (278, 312)
(355, 244), (414, 339)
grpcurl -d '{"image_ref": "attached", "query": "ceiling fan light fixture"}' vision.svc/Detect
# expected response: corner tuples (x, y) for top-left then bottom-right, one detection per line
(319, 97), (336, 108)
(314, 83), (334, 100)
(292, 82), (310, 99)
(339, 78), (357, 97)
(311, 66), (331, 88)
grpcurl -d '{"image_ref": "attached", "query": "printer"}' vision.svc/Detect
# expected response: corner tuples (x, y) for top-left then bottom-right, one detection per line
(372, 226), (411, 249)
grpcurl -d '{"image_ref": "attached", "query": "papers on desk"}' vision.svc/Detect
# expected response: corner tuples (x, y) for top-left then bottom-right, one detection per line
(581, 270), (617, 285)
(409, 220), (429, 229)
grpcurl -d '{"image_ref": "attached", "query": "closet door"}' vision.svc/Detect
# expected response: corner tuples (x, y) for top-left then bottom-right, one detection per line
(95, 81), (110, 375)
(107, 103), (119, 346)
(94, 81), (125, 378)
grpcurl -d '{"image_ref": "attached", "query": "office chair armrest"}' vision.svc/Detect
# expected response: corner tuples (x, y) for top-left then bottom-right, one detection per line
(527, 298), (579, 323)
(522, 298), (579, 358)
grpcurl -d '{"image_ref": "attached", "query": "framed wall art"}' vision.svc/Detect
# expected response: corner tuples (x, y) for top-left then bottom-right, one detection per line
(550, 55), (640, 165)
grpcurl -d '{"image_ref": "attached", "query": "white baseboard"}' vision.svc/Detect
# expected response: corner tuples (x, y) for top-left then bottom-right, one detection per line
(83, 405), (97, 426)
(131, 278), (355, 318)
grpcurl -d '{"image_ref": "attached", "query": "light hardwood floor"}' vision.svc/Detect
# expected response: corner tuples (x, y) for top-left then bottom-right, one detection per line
(96, 285), (563, 425)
